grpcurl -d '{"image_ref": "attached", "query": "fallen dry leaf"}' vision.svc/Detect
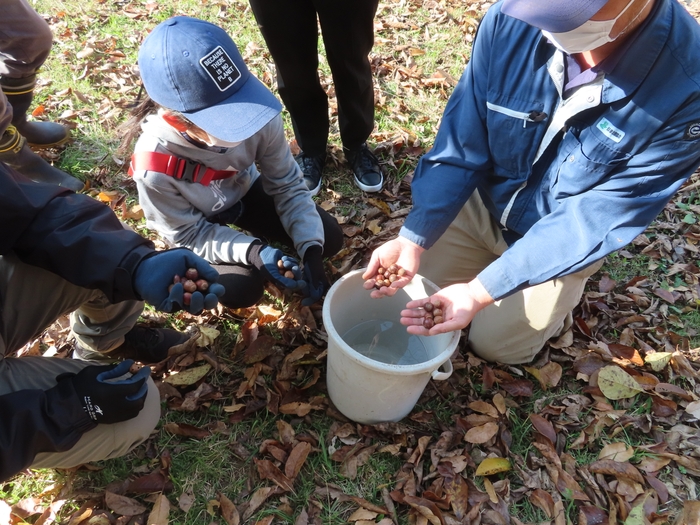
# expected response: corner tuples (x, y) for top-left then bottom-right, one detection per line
(104, 491), (147, 517)
(475, 457), (511, 476)
(597, 365), (644, 400)
(146, 494), (170, 525)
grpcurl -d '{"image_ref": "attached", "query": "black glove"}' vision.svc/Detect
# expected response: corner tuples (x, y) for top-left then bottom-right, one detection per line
(247, 242), (304, 290)
(133, 248), (225, 314)
(57, 360), (151, 424)
(301, 245), (329, 306)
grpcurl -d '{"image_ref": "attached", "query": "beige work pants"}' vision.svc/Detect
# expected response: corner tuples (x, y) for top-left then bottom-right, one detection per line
(419, 192), (602, 364)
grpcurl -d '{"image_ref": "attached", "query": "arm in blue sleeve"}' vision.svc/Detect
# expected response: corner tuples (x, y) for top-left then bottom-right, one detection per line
(478, 129), (700, 300)
(401, 8), (497, 249)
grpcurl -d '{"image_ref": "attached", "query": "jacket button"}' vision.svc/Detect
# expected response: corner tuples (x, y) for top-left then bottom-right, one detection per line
(568, 155), (575, 162)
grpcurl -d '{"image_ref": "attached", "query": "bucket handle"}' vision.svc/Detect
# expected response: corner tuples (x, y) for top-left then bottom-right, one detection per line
(431, 358), (453, 381)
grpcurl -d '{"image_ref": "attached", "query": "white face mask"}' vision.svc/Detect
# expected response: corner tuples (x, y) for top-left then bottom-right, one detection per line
(542, 0), (651, 54)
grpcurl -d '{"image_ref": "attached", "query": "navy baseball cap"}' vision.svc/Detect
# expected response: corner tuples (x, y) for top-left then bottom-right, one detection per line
(138, 16), (282, 142)
(501, 0), (609, 32)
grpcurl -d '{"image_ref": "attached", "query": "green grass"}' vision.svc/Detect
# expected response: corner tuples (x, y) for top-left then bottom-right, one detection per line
(599, 251), (652, 285)
(509, 497), (550, 523)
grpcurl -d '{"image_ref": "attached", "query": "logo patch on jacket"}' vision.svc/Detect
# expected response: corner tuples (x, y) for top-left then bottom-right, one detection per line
(685, 122), (700, 141)
(596, 118), (625, 143)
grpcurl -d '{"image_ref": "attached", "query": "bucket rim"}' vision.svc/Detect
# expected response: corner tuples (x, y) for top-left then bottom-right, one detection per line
(322, 268), (461, 375)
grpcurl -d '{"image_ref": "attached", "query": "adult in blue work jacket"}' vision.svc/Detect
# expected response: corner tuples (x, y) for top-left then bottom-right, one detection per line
(364, 0), (700, 364)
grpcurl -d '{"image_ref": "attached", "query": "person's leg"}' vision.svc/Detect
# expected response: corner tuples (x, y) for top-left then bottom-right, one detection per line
(466, 260), (602, 364)
(0, 0), (53, 79)
(315, 0), (378, 151)
(248, 0), (328, 158)
(233, 178), (344, 259)
(213, 263), (265, 308)
(314, 0), (382, 191)
(0, 0), (71, 148)
(0, 355), (160, 470)
(0, 0), (83, 189)
(0, 253), (141, 355)
(419, 192), (602, 364)
(0, 254), (159, 469)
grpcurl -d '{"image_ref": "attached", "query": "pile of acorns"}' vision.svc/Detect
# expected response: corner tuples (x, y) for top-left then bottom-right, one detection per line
(170, 268), (210, 305)
(421, 298), (444, 329)
(277, 259), (297, 280)
(370, 263), (406, 289)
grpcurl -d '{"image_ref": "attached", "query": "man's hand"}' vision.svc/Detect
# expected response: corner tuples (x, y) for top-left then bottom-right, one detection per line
(57, 360), (151, 424)
(399, 279), (495, 335)
(362, 236), (424, 298)
(133, 248), (225, 314)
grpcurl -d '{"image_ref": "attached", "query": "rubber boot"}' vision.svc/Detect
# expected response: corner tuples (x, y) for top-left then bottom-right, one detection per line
(0, 125), (84, 191)
(1, 75), (70, 148)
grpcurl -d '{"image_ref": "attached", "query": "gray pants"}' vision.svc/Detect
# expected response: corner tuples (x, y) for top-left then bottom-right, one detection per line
(0, 0), (54, 132)
(0, 253), (160, 470)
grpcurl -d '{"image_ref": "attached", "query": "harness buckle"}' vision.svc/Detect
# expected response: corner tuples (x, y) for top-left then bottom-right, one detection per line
(177, 158), (200, 183)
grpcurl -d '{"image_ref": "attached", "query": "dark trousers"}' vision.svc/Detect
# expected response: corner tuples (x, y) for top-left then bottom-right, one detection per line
(209, 177), (344, 308)
(249, 0), (379, 157)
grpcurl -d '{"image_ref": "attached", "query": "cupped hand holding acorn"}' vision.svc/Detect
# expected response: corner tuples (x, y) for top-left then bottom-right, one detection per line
(421, 298), (445, 328)
(364, 263), (407, 290)
(169, 268), (210, 306)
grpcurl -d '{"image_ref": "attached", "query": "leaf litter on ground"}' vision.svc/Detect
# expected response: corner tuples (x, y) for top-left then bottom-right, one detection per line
(4, 0), (700, 524)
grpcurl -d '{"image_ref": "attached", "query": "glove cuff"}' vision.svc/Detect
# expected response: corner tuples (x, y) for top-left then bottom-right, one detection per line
(303, 245), (323, 264)
(245, 241), (265, 269)
(49, 376), (99, 432)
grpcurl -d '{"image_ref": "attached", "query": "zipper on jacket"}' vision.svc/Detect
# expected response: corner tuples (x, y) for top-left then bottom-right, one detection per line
(487, 102), (547, 128)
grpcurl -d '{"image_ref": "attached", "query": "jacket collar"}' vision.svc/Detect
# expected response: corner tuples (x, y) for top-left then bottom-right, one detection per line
(601, 0), (672, 103)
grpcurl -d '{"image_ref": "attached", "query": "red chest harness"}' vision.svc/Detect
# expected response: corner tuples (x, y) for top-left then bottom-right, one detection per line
(128, 151), (238, 186)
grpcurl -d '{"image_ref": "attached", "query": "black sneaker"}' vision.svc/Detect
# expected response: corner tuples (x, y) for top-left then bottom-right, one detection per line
(345, 144), (383, 193)
(296, 151), (326, 196)
(115, 325), (190, 363)
(74, 325), (190, 364)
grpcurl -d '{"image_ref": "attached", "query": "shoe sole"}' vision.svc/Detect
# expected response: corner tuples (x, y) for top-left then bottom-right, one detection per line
(353, 174), (383, 193)
(27, 135), (71, 150)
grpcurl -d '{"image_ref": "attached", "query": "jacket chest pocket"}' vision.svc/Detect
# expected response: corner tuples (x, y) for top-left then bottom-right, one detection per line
(486, 101), (547, 175)
(552, 130), (632, 198)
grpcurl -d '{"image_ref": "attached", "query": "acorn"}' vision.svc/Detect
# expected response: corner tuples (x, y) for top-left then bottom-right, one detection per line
(367, 264), (405, 290)
(421, 298), (445, 328)
(196, 279), (209, 292)
(185, 268), (199, 280)
(183, 280), (197, 293)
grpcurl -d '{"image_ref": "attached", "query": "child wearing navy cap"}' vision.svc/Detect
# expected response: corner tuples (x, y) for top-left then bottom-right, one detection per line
(123, 16), (343, 309)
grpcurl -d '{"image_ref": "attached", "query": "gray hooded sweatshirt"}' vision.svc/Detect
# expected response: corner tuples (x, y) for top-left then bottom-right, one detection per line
(131, 113), (324, 265)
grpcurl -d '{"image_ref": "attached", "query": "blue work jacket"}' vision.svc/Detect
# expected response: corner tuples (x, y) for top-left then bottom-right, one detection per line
(401, 0), (700, 301)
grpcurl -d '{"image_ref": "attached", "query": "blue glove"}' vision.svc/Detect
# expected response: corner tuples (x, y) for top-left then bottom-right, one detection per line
(301, 246), (329, 306)
(133, 248), (225, 314)
(248, 243), (305, 290)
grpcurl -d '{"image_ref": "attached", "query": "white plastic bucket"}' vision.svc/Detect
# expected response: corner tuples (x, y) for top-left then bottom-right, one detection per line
(322, 268), (460, 424)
